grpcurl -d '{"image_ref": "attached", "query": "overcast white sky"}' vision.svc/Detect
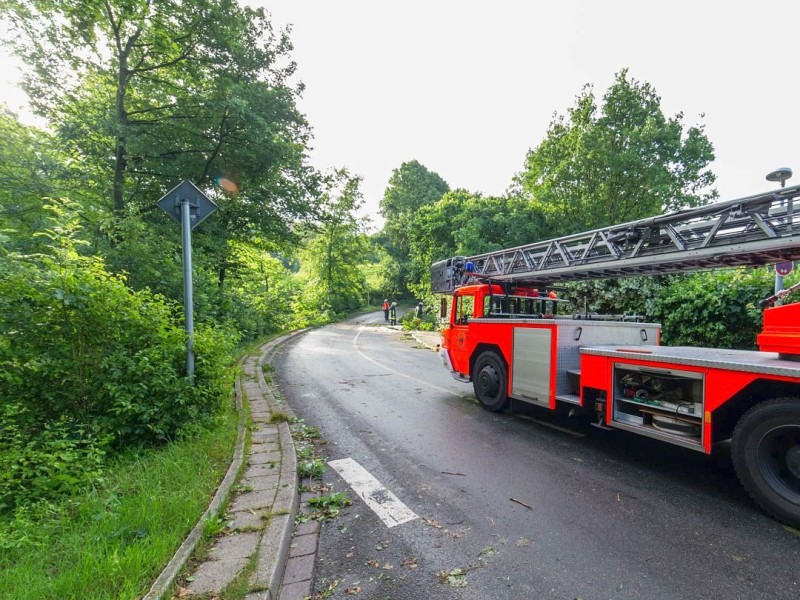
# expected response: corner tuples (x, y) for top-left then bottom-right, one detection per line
(3, 1), (798, 230)
(250, 0), (800, 227)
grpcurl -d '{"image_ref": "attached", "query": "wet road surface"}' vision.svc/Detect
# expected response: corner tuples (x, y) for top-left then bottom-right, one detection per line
(272, 313), (800, 600)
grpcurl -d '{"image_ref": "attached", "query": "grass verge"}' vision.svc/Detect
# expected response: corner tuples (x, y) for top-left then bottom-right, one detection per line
(0, 404), (239, 600)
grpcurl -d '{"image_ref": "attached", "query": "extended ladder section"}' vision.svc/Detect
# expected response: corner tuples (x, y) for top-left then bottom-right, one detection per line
(431, 185), (800, 293)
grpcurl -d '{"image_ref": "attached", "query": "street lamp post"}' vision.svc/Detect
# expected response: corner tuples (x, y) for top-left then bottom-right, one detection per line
(766, 168), (794, 303)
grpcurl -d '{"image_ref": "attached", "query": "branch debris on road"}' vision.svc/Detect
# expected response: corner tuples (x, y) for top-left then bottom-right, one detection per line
(510, 497), (533, 510)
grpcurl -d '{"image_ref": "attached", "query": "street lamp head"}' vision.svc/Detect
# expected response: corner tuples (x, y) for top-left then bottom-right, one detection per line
(766, 168), (793, 188)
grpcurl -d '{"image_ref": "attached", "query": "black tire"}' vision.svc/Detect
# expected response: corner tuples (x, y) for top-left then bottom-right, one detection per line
(472, 351), (509, 412)
(731, 398), (800, 526)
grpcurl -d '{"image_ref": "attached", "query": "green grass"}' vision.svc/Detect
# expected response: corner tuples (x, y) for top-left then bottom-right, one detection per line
(305, 492), (351, 521)
(0, 406), (239, 600)
(297, 457), (325, 480)
(268, 411), (296, 424)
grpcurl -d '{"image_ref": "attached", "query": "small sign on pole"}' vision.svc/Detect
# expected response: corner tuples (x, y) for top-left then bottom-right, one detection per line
(776, 261), (794, 277)
(157, 180), (218, 380)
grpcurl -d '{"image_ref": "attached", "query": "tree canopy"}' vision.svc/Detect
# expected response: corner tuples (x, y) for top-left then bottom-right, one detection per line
(4, 0), (318, 238)
(406, 190), (547, 298)
(513, 69), (717, 236)
(294, 170), (370, 323)
(378, 160), (450, 296)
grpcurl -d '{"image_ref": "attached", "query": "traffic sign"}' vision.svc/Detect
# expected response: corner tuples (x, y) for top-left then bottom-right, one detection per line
(157, 180), (218, 229)
(776, 261), (794, 276)
(156, 180), (219, 380)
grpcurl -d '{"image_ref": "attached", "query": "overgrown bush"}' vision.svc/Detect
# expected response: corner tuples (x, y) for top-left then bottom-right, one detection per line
(648, 268), (775, 349)
(400, 309), (438, 332)
(563, 268), (784, 349)
(0, 404), (108, 511)
(0, 200), (235, 509)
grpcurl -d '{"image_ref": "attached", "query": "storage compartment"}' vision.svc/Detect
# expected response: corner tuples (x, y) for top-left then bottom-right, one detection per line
(611, 363), (704, 445)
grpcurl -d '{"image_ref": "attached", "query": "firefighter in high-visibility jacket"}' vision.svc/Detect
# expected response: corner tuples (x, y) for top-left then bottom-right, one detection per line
(382, 299), (390, 322)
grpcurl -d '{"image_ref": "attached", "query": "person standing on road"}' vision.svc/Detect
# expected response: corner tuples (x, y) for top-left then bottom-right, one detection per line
(414, 301), (424, 319)
(382, 299), (390, 322)
(389, 302), (397, 326)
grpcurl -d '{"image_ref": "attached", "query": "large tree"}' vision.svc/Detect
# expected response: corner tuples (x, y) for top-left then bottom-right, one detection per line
(378, 160), (450, 296)
(294, 170), (369, 322)
(407, 190), (547, 297)
(0, 108), (61, 250)
(514, 69), (717, 236)
(3, 0), (318, 254)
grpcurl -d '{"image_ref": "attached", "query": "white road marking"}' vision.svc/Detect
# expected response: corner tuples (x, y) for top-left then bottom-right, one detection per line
(353, 326), (466, 398)
(328, 457), (418, 528)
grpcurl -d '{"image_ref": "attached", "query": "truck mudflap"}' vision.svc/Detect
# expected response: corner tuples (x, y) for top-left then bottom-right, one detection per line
(440, 347), (470, 383)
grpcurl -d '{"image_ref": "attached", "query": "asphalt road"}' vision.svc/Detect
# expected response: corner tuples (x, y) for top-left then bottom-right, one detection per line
(272, 312), (800, 600)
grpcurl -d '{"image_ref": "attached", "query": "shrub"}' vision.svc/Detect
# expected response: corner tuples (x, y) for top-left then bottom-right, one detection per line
(648, 268), (775, 349)
(0, 200), (235, 508)
(400, 309), (438, 332)
(564, 268), (785, 349)
(0, 404), (109, 511)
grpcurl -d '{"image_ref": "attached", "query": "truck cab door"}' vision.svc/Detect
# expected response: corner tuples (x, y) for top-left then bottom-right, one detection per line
(448, 293), (475, 376)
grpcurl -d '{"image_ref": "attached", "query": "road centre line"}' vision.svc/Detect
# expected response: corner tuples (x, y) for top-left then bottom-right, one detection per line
(353, 326), (465, 398)
(328, 458), (418, 528)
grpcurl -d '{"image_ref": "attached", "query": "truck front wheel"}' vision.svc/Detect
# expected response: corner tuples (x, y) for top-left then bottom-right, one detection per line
(731, 398), (800, 526)
(472, 351), (508, 412)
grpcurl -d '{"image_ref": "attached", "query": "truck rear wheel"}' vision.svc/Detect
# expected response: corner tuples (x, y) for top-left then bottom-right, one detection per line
(472, 351), (508, 412)
(731, 398), (800, 526)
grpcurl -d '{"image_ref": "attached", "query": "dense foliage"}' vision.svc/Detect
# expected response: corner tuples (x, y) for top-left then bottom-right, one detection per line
(560, 268), (783, 350)
(0, 201), (235, 510)
(378, 160), (450, 297)
(513, 69), (717, 235)
(649, 269), (779, 349)
(406, 190), (548, 301)
(293, 170), (371, 325)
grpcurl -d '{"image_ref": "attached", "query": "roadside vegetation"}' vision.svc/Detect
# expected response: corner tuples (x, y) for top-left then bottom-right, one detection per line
(0, 0), (785, 597)
(0, 405), (238, 599)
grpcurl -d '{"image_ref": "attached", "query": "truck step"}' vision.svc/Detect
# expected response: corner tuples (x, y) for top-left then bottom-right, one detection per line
(556, 393), (581, 405)
(590, 421), (613, 431)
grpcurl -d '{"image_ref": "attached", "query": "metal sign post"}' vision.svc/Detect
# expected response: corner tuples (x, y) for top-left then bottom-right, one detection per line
(157, 180), (218, 380)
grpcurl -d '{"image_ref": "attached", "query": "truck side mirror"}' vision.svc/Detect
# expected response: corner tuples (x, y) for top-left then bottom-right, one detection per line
(440, 297), (447, 319)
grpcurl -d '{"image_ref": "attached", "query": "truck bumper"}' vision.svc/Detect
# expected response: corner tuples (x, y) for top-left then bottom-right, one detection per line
(440, 346), (470, 383)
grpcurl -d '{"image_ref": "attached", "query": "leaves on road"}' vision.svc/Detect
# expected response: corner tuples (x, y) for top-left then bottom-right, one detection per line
(437, 568), (469, 588)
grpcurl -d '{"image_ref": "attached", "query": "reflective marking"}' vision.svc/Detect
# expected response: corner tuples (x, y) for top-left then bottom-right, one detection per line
(328, 458), (418, 528)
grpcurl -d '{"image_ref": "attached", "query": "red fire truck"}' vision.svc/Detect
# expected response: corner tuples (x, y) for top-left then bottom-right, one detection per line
(432, 183), (800, 526)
